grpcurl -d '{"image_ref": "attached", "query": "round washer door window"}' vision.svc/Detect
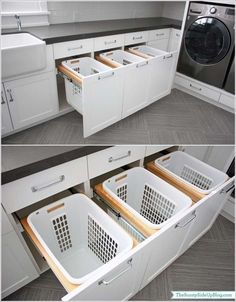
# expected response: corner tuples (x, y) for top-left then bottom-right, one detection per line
(185, 17), (231, 64)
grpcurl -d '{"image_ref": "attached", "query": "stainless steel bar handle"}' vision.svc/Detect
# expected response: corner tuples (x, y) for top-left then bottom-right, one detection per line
(156, 33), (164, 36)
(220, 185), (235, 194)
(98, 259), (132, 285)
(105, 40), (117, 45)
(98, 72), (114, 80)
(7, 89), (14, 102)
(164, 54), (173, 59)
(136, 61), (148, 68)
(31, 175), (65, 192)
(190, 83), (202, 91)
(176, 33), (180, 37)
(1, 92), (5, 104)
(133, 36), (143, 40)
(108, 150), (131, 163)
(68, 45), (83, 51)
(175, 211), (196, 228)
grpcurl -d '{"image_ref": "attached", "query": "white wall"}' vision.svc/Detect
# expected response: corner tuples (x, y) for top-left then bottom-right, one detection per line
(162, 1), (185, 21)
(47, 1), (164, 24)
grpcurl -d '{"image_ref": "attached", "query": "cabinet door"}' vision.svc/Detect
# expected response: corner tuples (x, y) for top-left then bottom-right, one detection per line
(1, 85), (13, 135)
(147, 51), (178, 104)
(122, 62), (149, 118)
(140, 210), (196, 289)
(83, 68), (123, 137)
(62, 249), (145, 301)
(147, 39), (169, 51)
(1, 226), (39, 298)
(180, 177), (235, 254)
(4, 71), (59, 130)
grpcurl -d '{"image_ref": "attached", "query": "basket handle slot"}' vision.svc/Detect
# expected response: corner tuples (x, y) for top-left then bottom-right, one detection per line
(57, 64), (83, 86)
(115, 174), (127, 182)
(161, 155), (171, 162)
(47, 203), (65, 213)
(98, 258), (132, 285)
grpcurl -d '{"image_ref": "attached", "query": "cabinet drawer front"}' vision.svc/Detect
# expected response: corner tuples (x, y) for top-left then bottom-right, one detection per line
(94, 34), (124, 51)
(1, 206), (14, 235)
(175, 76), (221, 101)
(53, 39), (93, 59)
(171, 28), (181, 39)
(124, 31), (148, 45)
(88, 146), (146, 179)
(2, 157), (88, 214)
(148, 28), (170, 41)
(219, 93), (234, 109)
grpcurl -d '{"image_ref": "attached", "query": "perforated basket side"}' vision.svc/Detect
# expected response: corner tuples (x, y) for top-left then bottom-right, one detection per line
(140, 183), (176, 225)
(87, 214), (118, 264)
(180, 164), (213, 190)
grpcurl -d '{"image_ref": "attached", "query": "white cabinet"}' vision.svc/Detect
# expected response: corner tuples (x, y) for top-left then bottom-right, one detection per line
(1, 209), (39, 299)
(140, 210), (196, 289)
(147, 51), (178, 104)
(168, 29), (181, 52)
(180, 177), (235, 254)
(3, 71), (59, 130)
(124, 31), (148, 46)
(219, 93), (235, 109)
(1, 85), (13, 135)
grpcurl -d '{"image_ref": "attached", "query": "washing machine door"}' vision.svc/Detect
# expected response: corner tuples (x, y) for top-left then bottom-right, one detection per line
(185, 17), (231, 65)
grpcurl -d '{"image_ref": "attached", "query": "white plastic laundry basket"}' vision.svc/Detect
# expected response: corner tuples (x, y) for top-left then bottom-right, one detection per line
(128, 45), (167, 58)
(102, 167), (192, 229)
(27, 194), (133, 284)
(99, 50), (145, 66)
(155, 151), (228, 194)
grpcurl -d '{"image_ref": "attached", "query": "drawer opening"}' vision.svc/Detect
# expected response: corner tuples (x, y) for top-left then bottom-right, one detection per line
(128, 45), (168, 59)
(21, 194), (133, 287)
(100, 167), (192, 234)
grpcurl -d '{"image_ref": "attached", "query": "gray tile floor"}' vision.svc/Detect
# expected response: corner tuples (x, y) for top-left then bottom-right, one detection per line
(2, 89), (234, 145)
(4, 215), (234, 301)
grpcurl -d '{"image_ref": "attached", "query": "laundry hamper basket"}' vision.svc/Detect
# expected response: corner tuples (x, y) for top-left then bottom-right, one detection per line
(27, 194), (133, 284)
(102, 167), (192, 230)
(154, 151), (228, 195)
(128, 45), (167, 59)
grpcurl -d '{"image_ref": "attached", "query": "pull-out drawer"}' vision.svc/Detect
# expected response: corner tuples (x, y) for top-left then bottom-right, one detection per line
(124, 31), (148, 45)
(175, 74), (221, 101)
(53, 39), (93, 59)
(148, 28), (170, 41)
(2, 157), (88, 214)
(94, 34), (124, 51)
(87, 146), (146, 179)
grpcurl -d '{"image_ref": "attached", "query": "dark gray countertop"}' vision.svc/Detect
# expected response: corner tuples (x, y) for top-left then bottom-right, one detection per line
(2, 17), (182, 44)
(2, 146), (111, 184)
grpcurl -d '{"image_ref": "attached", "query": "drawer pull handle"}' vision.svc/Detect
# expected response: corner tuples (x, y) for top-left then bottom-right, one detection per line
(176, 33), (180, 37)
(164, 54), (173, 59)
(220, 185), (235, 194)
(68, 45), (83, 51)
(133, 36), (143, 40)
(108, 150), (131, 163)
(31, 175), (65, 192)
(136, 61), (148, 68)
(98, 259), (132, 285)
(98, 72), (114, 80)
(190, 83), (202, 91)
(1, 92), (5, 104)
(156, 33), (165, 36)
(7, 89), (14, 102)
(105, 40), (117, 45)
(175, 211), (196, 228)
